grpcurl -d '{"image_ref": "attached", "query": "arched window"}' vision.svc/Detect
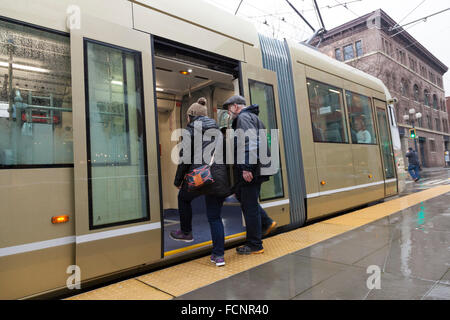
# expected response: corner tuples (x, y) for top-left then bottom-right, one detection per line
(400, 79), (407, 96)
(424, 89), (429, 106)
(433, 94), (438, 109)
(413, 84), (419, 102)
(426, 114), (432, 129)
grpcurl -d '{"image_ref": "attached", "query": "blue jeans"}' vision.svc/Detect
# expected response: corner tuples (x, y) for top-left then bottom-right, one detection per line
(235, 182), (274, 250)
(205, 196), (225, 257)
(408, 164), (420, 180)
(177, 189), (225, 256)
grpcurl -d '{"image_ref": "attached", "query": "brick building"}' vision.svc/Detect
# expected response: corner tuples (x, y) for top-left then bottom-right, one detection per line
(310, 9), (449, 167)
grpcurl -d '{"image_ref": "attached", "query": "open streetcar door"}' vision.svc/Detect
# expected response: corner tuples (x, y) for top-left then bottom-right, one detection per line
(70, 14), (162, 281)
(374, 98), (398, 197)
(239, 63), (291, 226)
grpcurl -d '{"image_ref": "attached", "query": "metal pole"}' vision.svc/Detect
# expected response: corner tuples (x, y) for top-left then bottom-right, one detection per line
(313, 0), (326, 31)
(412, 117), (418, 152)
(285, 0), (316, 32)
(235, 0), (244, 15)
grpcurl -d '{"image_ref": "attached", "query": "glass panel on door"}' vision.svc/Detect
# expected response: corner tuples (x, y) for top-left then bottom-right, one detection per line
(376, 107), (395, 179)
(248, 79), (284, 201)
(84, 40), (149, 229)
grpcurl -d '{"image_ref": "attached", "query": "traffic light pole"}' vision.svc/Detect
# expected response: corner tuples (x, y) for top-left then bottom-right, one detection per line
(412, 119), (418, 152)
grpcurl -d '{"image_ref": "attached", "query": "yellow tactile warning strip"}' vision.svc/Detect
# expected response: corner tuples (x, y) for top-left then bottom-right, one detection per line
(67, 184), (450, 300)
(68, 279), (173, 300)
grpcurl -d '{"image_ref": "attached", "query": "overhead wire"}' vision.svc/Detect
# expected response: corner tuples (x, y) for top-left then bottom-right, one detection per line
(333, 0), (360, 17)
(391, 0), (427, 30)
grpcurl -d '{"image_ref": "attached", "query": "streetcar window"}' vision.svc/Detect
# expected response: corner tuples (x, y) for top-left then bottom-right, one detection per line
(0, 19), (72, 167)
(307, 79), (349, 144)
(345, 91), (377, 144)
(248, 79), (284, 201)
(84, 40), (149, 229)
(345, 91), (377, 145)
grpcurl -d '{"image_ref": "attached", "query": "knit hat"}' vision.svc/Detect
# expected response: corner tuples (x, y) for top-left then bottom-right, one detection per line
(187, 97), (208, 117)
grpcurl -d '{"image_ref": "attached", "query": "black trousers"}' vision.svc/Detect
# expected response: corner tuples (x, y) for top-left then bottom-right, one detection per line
(235, 182), (274, 250)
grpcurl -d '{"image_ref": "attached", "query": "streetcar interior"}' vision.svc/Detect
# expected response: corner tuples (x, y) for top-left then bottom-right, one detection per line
(153, 42), (243, 254)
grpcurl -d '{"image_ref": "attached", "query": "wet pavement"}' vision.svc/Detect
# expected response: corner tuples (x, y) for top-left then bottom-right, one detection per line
(402, 167), (450, 195)
(177, 172), (450, 300)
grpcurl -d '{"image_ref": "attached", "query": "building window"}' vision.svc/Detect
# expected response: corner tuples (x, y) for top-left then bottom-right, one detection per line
(435, 118), (441, 132)
(443, 119), (449, 133)
(400, 79), (408, 97)
(426, 114), (432, 129)
(84, 39), (149, 229)
(430, 139), (436, 152)
(417, 116), (423, 128)
(420, 65), (427, 78)
(424, 90), (430, 106)
(0, 18), (72, 168)
(346, 91), (376, 144)
(413, 84), (420, 102)
(248, 79), (284, 201)
(433, 94), (438, 109)
(355, 40), (363, 57)
(429, 71), (435, 84)
(335, 48), (342, 61)
(343, 44), (354, 60)
(306, 79), (349, 143)
(383, 39), (392, 56)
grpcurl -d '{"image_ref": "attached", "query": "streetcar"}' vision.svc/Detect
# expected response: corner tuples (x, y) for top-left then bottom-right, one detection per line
(0, 0), (402, 299)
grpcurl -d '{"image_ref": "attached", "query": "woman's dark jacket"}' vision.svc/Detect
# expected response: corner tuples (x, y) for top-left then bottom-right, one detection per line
(174, 115), (231, 198)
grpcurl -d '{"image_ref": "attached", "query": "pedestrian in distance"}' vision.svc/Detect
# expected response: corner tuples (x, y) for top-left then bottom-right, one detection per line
(406, 147), (421, 182)
(171, 97), (231, 267)
(223, 95), (278, 255)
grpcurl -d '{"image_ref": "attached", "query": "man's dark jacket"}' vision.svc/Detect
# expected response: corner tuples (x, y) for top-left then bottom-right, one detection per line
(174, 115), (231, 197)
(231, 104), (272, 186)
(406, 150), (420, 166)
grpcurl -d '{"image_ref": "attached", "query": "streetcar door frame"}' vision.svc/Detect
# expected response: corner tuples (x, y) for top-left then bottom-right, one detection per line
(239, 63), (291, 225)
(70, 14), (162, 281)
(373, 98), (398, 197)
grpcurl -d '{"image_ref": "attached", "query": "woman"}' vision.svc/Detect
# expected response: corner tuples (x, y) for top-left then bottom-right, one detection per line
(354, 117), (372, 144)
(170, 97), (231, 266)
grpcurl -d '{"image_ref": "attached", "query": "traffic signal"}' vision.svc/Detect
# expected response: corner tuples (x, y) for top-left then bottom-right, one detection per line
(409, 128), (417, 139)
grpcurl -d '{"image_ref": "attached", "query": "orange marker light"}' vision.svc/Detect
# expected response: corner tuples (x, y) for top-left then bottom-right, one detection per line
(52, 215), (69, 224)
(368, 174), (373, 178)
(179, 70), (190, 75)
(320, 180), (326, 185)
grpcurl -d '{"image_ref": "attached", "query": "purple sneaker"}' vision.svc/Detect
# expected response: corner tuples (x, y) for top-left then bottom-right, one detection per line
(169, 230), (193, 242)
(210, 255), (225, 267)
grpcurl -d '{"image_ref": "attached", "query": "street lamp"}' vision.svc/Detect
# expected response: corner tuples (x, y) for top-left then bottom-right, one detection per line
(403, 108), (422, 152)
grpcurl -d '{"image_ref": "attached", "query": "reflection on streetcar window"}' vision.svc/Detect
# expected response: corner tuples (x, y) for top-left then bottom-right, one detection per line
(376, 108), (395, 179)
(0, 19), (72, 167)
(85, 40), (149, 228)
(346, 91), (377, 145)
(307, 79), (349, 144)
(248, 79), (284, 201)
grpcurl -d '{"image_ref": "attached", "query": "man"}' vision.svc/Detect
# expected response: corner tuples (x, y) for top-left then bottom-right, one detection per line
(223, 95), (277, 255)
(405, 147), (420, 182)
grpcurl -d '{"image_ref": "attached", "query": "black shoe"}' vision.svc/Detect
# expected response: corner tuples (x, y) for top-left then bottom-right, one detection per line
(236, 245), (264, 255)
(262, 221), (277, 236)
